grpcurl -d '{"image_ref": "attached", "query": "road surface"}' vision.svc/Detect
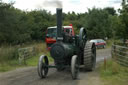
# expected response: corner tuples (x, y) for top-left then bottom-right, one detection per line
(0, 48), (111, 85)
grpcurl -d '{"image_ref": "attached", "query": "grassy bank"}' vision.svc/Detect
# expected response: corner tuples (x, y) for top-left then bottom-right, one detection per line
(0, 42), (53, 72)
(100, 59), (128, 85)
(106, 39), (114, 48)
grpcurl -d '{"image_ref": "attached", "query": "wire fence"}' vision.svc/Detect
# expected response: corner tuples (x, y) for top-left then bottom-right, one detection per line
(111, 44), (128, 67)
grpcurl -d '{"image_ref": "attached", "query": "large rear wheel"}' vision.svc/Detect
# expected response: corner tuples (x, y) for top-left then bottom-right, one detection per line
(79, 27), (87, 48)
(84, 42), (96, 71)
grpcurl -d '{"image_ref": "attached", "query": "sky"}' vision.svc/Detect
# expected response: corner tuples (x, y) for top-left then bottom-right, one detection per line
(2, 0), (122, 13)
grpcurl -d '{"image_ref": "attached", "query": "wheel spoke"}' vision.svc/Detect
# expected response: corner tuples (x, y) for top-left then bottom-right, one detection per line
(38, 55), (49, 78)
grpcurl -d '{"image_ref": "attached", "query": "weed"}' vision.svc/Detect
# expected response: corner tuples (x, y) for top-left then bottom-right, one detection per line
(100, 59), (128, 85)
(0, 42), (53, 72)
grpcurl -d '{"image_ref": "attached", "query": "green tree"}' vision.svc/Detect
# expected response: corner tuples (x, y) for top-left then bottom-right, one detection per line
(0, 2), (31, 44)
(81, 8), (112, 39)
(0, 1), (56, 45)
(117, 0), (128, 41)
(104, 7), (116, 15)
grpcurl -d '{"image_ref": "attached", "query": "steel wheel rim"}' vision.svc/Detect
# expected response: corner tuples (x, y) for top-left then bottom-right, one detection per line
(91, 45), (96, 69)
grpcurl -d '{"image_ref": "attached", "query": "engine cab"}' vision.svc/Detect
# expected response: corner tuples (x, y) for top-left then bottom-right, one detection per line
(45, 25), (75, 50)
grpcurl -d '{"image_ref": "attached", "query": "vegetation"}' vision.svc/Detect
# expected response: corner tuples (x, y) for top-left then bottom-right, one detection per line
(0, 0), (128, 45)
(0, 42), (53, 72)
(0, 0), (128, 72)
(100, 60), (128, 85)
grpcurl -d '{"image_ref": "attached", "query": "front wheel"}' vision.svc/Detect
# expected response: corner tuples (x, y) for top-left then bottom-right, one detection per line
(71, 55), (79, 80)
(37, 55), (49, 78)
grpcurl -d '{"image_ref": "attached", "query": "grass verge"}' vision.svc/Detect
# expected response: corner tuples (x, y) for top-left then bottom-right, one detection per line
(0, 42), (53, 72)
(99, 59), (128, 85)
(106, 39), (114, 48)
(0, 53), (53, 72)
(26, 52), (53, 66)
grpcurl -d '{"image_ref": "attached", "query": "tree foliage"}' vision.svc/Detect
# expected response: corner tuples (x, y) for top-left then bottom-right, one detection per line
(81, 8), (113, 39)
(0, 0), (128, 45)
(118, 0), (128, 41)
(0, 2), (55, 45)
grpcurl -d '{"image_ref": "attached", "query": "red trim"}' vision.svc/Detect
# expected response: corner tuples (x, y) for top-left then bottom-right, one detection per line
(45, 24), (75, 50)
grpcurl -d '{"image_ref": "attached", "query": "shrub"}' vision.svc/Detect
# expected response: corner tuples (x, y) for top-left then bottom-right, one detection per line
(0, 46), (18, 63)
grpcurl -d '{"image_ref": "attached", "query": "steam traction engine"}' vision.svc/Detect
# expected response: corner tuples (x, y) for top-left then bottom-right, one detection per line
(37, 8), (96, 79)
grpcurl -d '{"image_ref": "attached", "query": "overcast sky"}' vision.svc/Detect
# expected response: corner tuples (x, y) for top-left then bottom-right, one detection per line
(3, 0), (122, 13)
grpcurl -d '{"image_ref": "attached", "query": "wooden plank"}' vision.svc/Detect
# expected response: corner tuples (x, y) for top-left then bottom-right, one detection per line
(112, 44), (128, 49)
(111, 44), (128, 67)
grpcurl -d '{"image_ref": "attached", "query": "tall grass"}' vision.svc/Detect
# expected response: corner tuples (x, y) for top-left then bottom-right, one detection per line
(106, 39), (114, 48)
(0, 42), (53, 72)
(0, 46), (18, 64)
(0, 45), (19, 72)
(0, 42), (47, 62)
(33, 42), (53, 62)
(100, 59), (128, 85)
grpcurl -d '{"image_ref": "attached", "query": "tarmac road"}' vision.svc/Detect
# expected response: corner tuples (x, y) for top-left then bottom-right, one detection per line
(0, 48), (111, 85)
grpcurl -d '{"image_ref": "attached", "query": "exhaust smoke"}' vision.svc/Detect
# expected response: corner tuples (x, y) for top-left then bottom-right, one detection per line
(43, 0), (63, 8)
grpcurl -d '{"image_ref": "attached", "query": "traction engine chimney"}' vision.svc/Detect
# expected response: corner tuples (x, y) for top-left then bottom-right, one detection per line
(56, 8), (63, 41)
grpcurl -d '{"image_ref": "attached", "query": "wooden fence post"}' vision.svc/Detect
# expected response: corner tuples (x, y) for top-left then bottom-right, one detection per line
(111, 44), (128, 67)
(18, 47), (36, 65)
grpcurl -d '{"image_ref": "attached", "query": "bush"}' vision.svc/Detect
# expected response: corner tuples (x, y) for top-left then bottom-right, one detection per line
(0, 46), (18, 63)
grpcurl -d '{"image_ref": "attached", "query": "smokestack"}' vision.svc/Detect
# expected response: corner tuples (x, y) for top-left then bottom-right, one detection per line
(56, 8), (63, 41)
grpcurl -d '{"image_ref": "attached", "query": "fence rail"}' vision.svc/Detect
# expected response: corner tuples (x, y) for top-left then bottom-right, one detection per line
(111, 44), (128, 67)
(18, 47), (36, 64)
